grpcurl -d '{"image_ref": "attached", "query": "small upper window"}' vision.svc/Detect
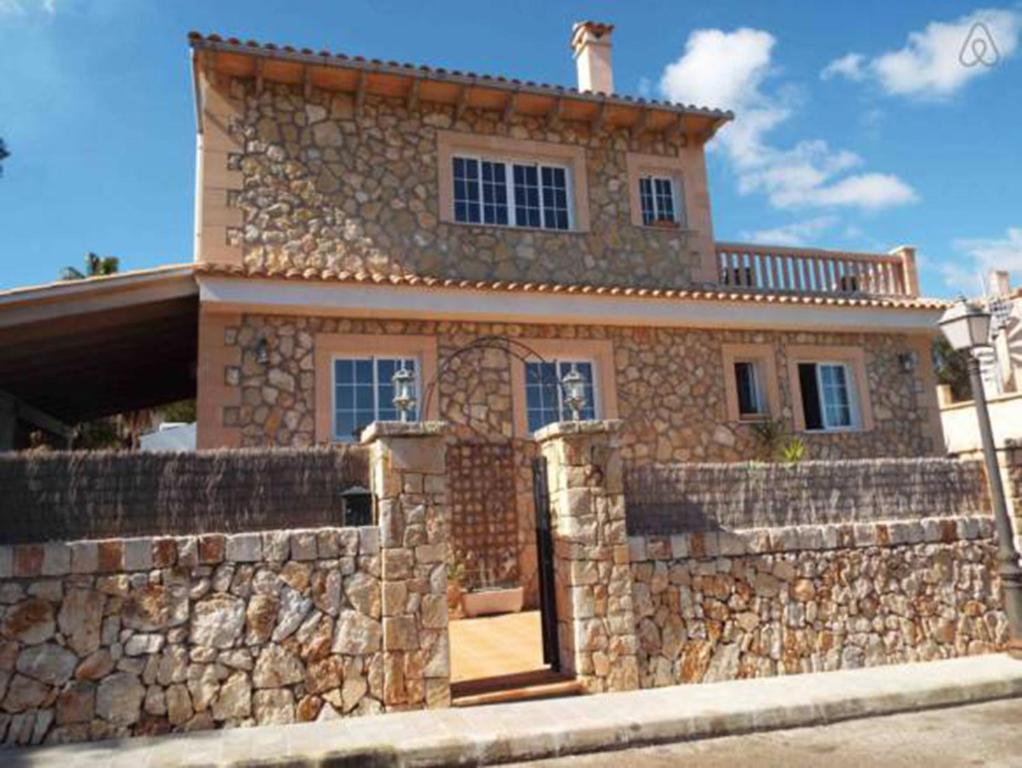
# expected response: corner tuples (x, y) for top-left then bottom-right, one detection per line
(797, 362), (859, 431)
(733, 361), (767, 419)
(639, 176), (677, 225)
(453, 156), (571, 231)
(524, 360), (596, 433)
(333, 356), (419, 442)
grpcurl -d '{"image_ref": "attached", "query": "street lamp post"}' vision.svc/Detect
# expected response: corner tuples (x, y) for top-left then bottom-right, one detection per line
(939, 298), (1022, 655)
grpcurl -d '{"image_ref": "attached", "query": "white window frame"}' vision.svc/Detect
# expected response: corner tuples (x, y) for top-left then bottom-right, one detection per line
(639, 174), (679, 225)
(523, 358), (600, 434)
(804, 361), (861, 432)
(733, 360), (766, 419)
(451, 153), (575, 231)
(331, 355), (421, 442)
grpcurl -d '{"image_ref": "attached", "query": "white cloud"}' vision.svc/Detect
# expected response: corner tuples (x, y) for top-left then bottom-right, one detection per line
(0, 0), (58, 14)
(947, 227), (1022, 288)
(821, 53), (866, 81)
(823, 9), (1022, 99)
(741, 215), (840, 247)
(658, 27), (917, 212)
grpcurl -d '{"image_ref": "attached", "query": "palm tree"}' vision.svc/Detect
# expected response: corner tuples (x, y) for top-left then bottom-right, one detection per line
(60, 252), (120, 281)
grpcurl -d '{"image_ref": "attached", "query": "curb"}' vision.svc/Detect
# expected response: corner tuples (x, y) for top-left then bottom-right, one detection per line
(13, 654), (1022, 767)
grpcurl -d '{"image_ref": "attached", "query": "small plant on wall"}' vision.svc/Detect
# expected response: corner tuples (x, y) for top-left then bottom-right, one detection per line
(781, 436), (807, 464)
(750, 418), (808, 464)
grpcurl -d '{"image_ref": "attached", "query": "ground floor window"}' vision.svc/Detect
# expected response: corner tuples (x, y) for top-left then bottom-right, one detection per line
(733, 360), (767, 419)
(797, 362), (859, 430)
(524, 360), (597, 433)
(333, 356), (419, 441)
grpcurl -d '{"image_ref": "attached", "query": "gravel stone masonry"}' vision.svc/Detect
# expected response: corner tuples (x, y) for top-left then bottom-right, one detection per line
(228, 80), (705, 289)
(0, 527), (384, 747)
(629, 517), (1007, 687)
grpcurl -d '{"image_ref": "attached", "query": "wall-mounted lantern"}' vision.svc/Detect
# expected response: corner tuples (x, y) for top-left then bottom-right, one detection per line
(561, 365), (587, 421)
(255, 337), (270, 366)
(392, 365), (417, 422)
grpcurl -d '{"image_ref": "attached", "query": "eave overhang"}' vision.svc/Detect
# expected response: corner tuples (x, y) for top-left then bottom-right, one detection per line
(188, 33), (733, 142)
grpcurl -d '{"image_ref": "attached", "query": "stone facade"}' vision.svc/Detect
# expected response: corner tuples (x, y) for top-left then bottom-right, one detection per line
(629, 517), (1006, 686)
(0, 526), (383, 747)
(219, 78), (713, 289)
(210, 312), (940, 605)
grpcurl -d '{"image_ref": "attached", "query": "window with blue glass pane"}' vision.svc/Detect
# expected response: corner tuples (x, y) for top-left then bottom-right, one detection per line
(639, 175), (677, 224)
(540, 166), (569, 230)
(333, 357), (418, 442)
(639, 178), (656, 225)
(481, 160), (508, 225)
(513, 164), (541, 227)
(453, 157), (481, 223)
(818, 364), (852, 428)
(524, 360), (596, 432)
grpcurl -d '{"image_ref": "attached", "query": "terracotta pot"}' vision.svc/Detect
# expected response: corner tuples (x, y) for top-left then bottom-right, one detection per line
(447, 582), (463, 613)
(461, 586), (524, 618)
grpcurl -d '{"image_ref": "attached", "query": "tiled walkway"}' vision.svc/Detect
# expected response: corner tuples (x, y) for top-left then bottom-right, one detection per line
(449, 610), (546, 683)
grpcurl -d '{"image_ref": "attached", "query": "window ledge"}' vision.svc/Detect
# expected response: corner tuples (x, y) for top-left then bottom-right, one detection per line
(439, 220), (587, 235)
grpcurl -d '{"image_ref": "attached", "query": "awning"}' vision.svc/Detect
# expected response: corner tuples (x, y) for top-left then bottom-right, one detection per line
(0, 265), (199, 427)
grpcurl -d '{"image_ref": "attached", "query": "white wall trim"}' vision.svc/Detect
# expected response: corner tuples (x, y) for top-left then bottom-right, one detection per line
(197, 276), (942, 334)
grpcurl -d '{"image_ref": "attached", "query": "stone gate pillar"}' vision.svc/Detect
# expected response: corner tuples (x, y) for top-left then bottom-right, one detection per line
(536, 420), (639, 693)
(362, 421), (451, 711)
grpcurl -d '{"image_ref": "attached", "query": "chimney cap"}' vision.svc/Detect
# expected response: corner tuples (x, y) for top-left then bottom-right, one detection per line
(570, 21), (615, 50)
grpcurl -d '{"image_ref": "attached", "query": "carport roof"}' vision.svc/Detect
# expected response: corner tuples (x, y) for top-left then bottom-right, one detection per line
(0, 265), (198, 424)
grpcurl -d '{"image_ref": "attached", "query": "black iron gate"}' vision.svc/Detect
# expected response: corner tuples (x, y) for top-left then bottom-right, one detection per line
(531, 455), (559, 671)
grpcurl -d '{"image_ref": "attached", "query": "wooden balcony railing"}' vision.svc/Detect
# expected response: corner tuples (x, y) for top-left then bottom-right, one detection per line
(715, 242), (919, 298)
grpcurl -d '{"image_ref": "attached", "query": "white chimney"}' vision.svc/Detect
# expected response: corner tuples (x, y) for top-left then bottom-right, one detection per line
(990, 269), (1012, 296)
(570, 21), (615, 94)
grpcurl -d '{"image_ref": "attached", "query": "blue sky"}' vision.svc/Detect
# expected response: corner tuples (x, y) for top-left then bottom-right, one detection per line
(1, 0), (1020, 297)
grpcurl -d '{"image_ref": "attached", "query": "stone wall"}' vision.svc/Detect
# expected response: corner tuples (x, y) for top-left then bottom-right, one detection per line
(0, 526), (383, 747)
(625, 458), (990, 535)
(219, 78), (713, 289)
(537, 421), (638, 694)
(0, 422), (451, 747)
(628, 517), (1006, 687)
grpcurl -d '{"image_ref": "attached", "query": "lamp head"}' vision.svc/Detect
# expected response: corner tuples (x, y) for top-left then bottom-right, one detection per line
(939, 297), (992, 352)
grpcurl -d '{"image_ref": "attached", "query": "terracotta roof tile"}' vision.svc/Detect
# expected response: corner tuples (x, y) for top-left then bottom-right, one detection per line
(193, 262), (949, 311)
(186, 31), (733, 120)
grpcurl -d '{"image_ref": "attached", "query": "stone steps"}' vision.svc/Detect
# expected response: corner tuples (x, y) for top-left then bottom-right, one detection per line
(451, 668), (584, 707)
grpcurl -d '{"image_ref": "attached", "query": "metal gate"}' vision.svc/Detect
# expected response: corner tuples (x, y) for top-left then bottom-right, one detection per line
(531, 455), (560, 671)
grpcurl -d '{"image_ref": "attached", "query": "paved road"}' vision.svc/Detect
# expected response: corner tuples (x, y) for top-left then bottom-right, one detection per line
(510, 698), (1022, 768)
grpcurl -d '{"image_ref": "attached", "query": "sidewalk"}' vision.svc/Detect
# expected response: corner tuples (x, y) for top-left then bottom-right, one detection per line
(12, 654), (1022, 768)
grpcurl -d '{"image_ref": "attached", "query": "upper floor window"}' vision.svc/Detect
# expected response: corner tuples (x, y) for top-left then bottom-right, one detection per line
(639, 176), (678, 225)
(524, 360), (596, 432)
(452, 156), (572, 231)
(333, 356), (419, 442)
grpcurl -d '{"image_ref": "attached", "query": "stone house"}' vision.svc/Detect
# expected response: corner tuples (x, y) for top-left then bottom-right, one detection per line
(0, 22), (947, 602)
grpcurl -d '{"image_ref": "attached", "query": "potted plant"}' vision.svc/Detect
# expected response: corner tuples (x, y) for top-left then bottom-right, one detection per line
(460, 549), (524, 618)
(447, 551), (467, 619)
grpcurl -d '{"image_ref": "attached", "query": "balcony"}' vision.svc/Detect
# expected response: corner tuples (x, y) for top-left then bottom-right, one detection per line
(715, 242), (920, 298)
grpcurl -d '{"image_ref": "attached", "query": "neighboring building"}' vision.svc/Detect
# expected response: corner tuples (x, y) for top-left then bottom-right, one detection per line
(940, 270), (1022, 454)
(0, 22), (947, 600)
